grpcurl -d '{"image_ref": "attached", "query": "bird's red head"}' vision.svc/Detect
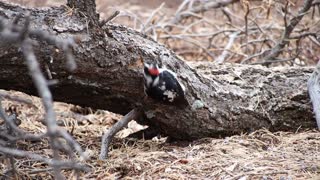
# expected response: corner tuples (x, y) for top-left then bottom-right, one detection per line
(148, 67), (160, 76)
(144, 63), (160, 76)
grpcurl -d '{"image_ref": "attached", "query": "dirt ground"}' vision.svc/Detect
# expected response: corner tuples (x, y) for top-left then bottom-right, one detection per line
(0, 90), (319, 179)
(1, 0), (320, 179)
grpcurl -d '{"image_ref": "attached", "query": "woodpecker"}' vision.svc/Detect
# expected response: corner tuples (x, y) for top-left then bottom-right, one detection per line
(143, 63), (186, 104)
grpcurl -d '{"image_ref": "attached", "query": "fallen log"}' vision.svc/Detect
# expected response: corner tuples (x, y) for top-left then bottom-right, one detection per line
(0, 1), (316, 140)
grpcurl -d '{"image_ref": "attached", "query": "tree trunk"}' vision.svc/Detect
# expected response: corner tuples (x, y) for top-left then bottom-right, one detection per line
(0, 2), (316, 140)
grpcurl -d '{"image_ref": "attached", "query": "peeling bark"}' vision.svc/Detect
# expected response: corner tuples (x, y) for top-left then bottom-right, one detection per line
(0, 2), (316, 140)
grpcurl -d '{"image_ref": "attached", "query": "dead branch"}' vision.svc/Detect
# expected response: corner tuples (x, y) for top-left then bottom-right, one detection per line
(0, 144), (90, 171)
(171, 0), (239, 25)
(0, 91), (33, 106)
(22, 35), (65, 179)
(99, 108), (142, 160)
(263, 0), (315, 61)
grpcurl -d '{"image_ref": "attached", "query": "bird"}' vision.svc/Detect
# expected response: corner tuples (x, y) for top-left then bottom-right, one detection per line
(143, 62), (187, 105)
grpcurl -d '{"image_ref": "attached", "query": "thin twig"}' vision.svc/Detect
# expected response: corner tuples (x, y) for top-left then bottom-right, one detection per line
(0, 145), (89, 171)
(141, 3), (165, 33)
(244, 3), (250, 54)
(171, 0), (239, 25)
(99, 10), (120, 27)
(0, 101), (45, 141)
(216, 31), (240, 64)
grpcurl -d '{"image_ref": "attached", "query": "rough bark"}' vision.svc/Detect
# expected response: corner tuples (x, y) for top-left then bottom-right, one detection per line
(0, 2), (316, 140)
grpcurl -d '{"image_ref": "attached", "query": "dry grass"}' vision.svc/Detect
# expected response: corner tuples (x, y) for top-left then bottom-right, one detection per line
(0, 90), (319, 179)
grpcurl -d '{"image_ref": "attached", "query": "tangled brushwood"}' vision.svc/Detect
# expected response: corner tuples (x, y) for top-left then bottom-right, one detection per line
(0, 17), (89, 178)
(101, 0), (320, 65)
